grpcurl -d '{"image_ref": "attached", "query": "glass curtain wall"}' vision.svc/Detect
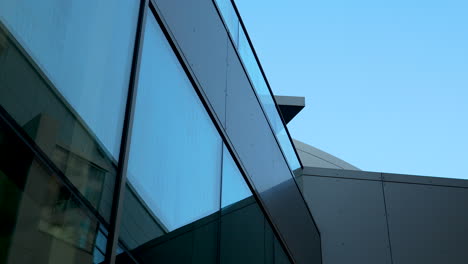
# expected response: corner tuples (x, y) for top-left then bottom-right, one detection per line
(116, 10), (291, 264)
(0, 0), (294, 262)
(0, 0), (139, 222)
(118, 13), (223, 252)
(214, 0), (301, 173)
(0, 0), (139, 262)
(0, 31), (110, 262)
(0, 0), (139, 159)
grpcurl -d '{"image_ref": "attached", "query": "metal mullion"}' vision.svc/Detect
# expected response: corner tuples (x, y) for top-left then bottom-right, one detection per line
(104, 0), (149, 262)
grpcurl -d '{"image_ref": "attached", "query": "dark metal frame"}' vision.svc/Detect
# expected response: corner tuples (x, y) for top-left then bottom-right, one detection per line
(104, 0), (149, 262)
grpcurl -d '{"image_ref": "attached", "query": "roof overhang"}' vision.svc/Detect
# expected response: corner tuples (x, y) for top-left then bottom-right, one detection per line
(274, 95), (305, 124)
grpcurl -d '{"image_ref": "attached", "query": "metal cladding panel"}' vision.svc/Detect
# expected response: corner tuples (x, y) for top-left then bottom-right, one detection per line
(225, 43), (321, 264)
(153, 0), (228, 126)
(301, 176), (392, 264)
(302, 167), (381, 181)
(296, 150), (343, 170)
(383, 172), (468, 188)
(384, 182), (468, 264)
(220, 202), (266, 264)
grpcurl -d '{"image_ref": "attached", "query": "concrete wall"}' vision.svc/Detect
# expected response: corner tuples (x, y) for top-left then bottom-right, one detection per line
(299, 167), (468, 264)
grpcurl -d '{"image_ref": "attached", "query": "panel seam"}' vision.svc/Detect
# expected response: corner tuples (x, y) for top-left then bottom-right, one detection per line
(380, 173), (395, 264)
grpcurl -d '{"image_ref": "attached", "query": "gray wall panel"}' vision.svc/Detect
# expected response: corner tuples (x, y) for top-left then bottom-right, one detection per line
(303, 167), (381, 181)
(300, 167), (468, 264)
(154, 0), (228, 126)
(301, 175), (392, 264)
(220, 202), (265, 264)
(384, 182), (468, 264)
(383, 172), (468, 188)
(296, 149), (343, 170)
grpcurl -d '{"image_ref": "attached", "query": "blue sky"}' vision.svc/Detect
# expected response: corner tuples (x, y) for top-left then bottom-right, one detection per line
(235, 0), (468, 179)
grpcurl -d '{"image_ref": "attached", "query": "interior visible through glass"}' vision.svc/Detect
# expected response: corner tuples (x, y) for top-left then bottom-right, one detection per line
(0, 26), (117, 222)
(0, 106), (106, 264)
(0, 0), (139, 159)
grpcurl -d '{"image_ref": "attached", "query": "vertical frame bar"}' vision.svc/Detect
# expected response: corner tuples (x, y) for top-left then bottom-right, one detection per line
(104, 0), (149, 262)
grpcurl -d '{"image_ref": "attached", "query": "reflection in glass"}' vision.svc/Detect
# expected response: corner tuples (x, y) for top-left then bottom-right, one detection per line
(93, 228), (108, 264)
(216, 5), (301, 172)
(277, 129), (301, 172)
(221, 145), (252, 208)
(238, 28), (300, 171)
(0, 114), (105, 264)
(120, 14), (222, 251)
(214, 0), (240, 46)
(0, 27), (116, 221)
(0, 0), (139, 159)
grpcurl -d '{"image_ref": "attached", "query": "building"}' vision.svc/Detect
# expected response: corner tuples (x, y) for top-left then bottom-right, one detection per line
(0, 0), (467, 264)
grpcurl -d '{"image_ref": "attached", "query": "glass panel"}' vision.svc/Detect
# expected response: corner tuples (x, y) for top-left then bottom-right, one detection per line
(238, 28), (277, 127)
(214, 0), (239, 46)
(238, 27), (300, 171)
(219, 145), (291, 264)
(215, 1), (302, 173)
(277, 129), (301, 172)
(221, 145), (252, 208)
(0, 0), (139, 159)
(0, 113), (106, 264)
(92, 228), (108, 264)
(119, 14), (222, 258)
(0, 27), (116, 221)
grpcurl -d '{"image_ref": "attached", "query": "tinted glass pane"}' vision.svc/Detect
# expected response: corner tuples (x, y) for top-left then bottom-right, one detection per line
(120, 14), (222, 255)
(0, 111), (106, 264)
(214, 0), (239, 46)
(0, 27), (116, 221)
(238, 28), (277, 126)
(221, 145), (252, 207)
(0, 0), (139, 159)
(237, 27), (300, 171)
(277, 129), (301, 172)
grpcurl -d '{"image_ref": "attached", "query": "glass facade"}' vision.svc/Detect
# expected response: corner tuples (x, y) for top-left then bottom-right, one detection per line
(118, 13), (291, 263)
(120, 14), (222, 245)
(0, 0), (301, 263)
(0, 25), (117, 222)
(0, 0), (139, 160)
(0, 86), (107, 263)
(221, 145), (252, 208)
(215, 0), (301, 172)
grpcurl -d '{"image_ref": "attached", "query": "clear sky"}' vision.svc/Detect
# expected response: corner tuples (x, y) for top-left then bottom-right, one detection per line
(235, 0), (468, 179)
